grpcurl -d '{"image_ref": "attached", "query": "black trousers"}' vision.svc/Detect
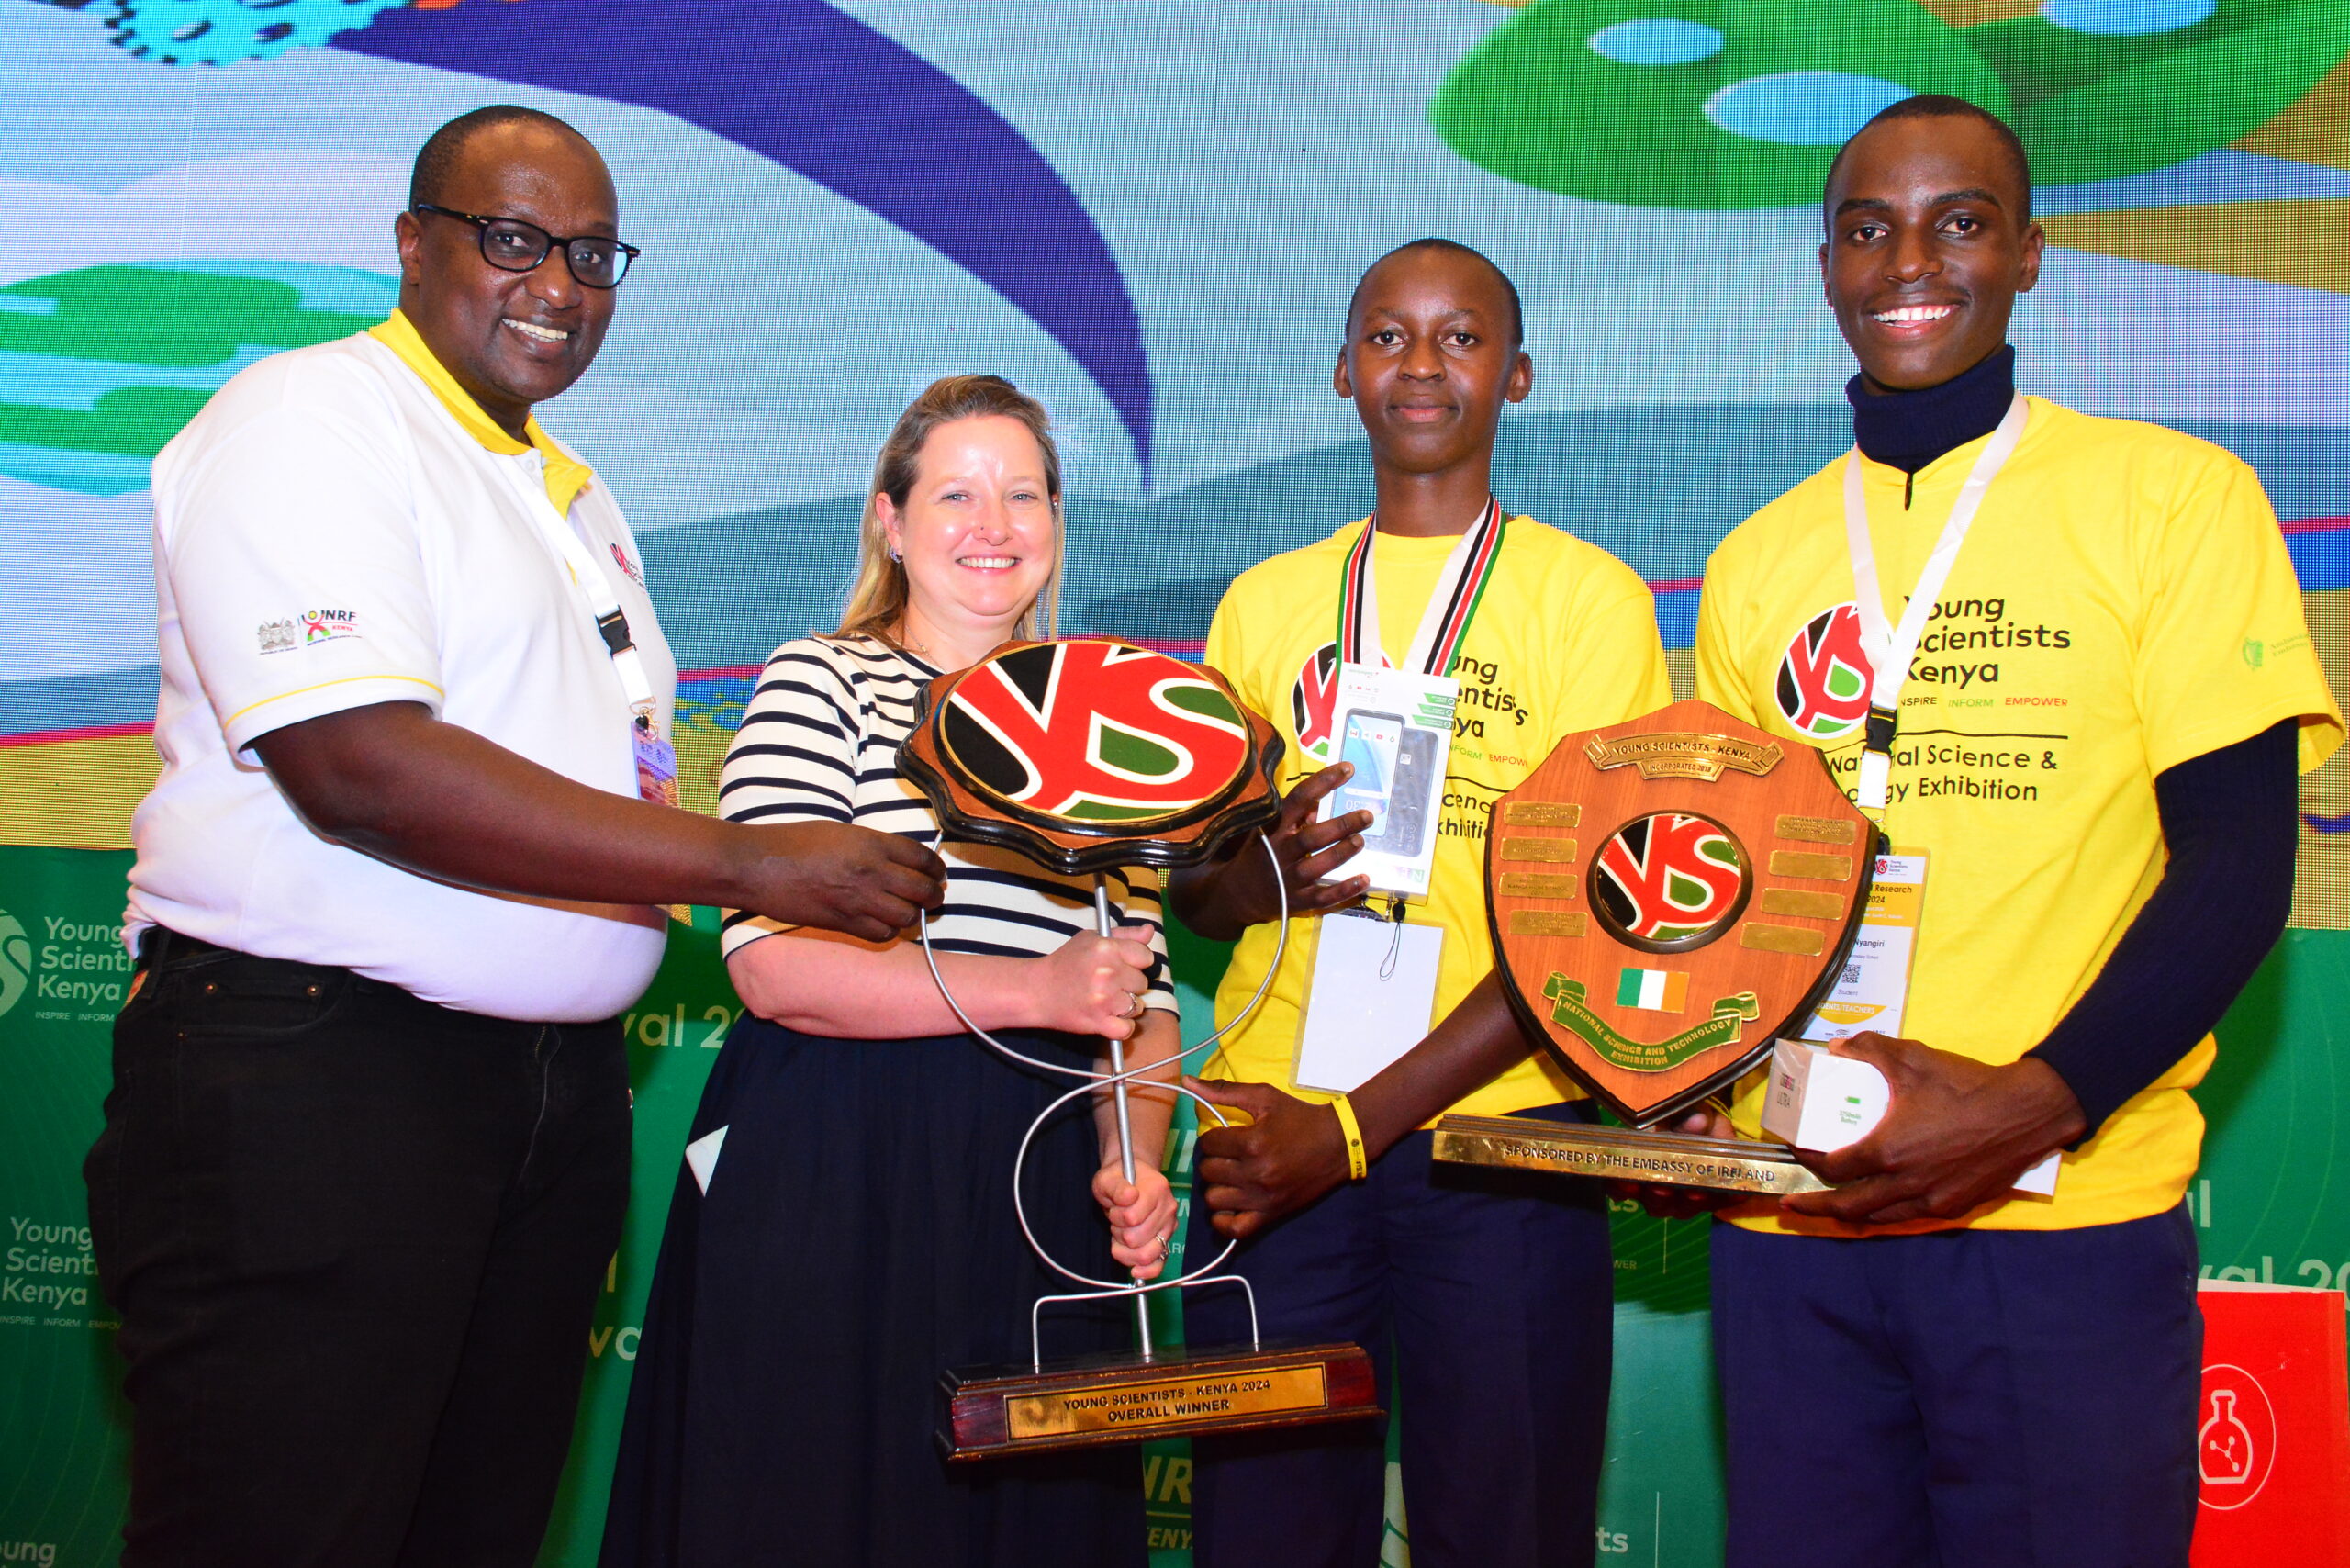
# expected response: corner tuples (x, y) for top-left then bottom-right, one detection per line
(84, 933), (632, 1568)
(1182, 1103), (1615, 1568)
(1713, 1209), (2204, 1568)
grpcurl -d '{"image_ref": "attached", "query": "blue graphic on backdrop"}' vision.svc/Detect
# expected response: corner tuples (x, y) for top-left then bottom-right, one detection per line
(341, 0), (1158, 482)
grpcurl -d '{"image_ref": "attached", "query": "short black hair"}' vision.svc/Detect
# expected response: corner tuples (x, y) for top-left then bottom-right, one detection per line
(409, 106), (592, 209)
(1347, 238), (1524, 350)
(1824, 95), (2032, 226)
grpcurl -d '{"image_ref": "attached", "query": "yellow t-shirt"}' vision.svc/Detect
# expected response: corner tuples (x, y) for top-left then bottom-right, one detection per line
(1202, 515), (1673, 1118)
(1696, 397), (2342, 1235)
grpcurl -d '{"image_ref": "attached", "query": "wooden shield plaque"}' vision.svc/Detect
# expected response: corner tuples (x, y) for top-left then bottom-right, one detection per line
(1485, 699), (1874, 1128)
(901, 638), (1283, 875)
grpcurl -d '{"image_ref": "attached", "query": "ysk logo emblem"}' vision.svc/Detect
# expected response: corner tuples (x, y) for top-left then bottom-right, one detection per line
(1593, 813), (1747, 946)
(0, 910), (30, 1019)
(944, 643), (1250, 822)
(1775, 604), (1874, 740)
(1290, 642), (1340, 764)
(610, 543), (646, 589)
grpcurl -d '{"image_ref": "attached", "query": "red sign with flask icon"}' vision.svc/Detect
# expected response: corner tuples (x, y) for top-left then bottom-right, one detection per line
(2190, 1284), (2349, 1567)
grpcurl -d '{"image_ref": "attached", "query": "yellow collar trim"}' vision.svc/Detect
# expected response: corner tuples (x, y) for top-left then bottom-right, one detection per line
(367, 310), (595, 517)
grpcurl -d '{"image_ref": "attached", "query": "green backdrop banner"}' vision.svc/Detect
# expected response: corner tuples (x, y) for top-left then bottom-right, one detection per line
(2, 847), (2345, 1565)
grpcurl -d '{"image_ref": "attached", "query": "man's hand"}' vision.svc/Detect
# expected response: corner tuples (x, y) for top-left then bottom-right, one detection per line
(1169, 766), (1372, 939)
(731, 822), (946, 944)
(1604, 1105), (1747, 1221)
(1780, 1031), (2086, 1226)
(1186, 1078), (1351, 1239)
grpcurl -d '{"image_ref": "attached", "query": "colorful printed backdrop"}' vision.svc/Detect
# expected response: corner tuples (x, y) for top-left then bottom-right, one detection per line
(0, 3), (2343, 1564)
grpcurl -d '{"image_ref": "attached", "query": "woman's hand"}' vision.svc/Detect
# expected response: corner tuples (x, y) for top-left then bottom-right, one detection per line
(1031, 924), (1157, 1038)
(1094, 1161), (1180, 1282)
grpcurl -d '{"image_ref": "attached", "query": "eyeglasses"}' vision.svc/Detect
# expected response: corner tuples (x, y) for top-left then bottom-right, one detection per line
(412, 204), (641, 288)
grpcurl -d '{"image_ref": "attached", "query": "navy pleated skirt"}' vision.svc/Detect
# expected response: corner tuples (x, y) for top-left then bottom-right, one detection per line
(599, 1015), (1148, 1568)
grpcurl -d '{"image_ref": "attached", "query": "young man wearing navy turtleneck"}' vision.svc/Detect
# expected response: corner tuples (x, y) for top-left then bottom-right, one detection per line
(1685, 95), (2338, 1567)
(1187, 95), (2340, 1568)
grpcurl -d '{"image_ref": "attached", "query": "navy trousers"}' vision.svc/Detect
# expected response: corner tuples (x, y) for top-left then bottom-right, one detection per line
(1182, 1103), (1614, 1568)
(1711, 1207), (2203, 1568)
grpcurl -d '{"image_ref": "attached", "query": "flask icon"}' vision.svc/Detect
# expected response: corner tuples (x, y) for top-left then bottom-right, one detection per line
(2199, 1387), (2255, 1485)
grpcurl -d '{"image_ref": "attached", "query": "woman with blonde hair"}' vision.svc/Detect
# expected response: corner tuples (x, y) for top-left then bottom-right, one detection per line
(602, 375), (1177, 1566)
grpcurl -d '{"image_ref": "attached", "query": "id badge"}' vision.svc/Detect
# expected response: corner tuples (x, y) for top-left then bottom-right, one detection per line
(1293, 907), (1444, 1093)
(1798, 852), (1926, 1042)
(1318, 664), (1456, 899)
(632, 720), (692, 924)
(634, 721), (681, 810)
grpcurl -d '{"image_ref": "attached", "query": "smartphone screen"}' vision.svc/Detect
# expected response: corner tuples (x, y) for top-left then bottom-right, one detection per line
(1336, 711), (1403, 834)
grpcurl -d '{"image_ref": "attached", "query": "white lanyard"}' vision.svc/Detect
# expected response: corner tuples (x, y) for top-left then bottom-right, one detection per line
(499, 458), (660, 724)
(1342, 497), (1505, 675)
(1842, 393), (2029, 811)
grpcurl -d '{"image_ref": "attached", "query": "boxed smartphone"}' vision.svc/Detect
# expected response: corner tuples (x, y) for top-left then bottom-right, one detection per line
(1762, 1038), (1890, 1150)
(1318, 664), (1456, 899)
(1762, 1039), (2060, 1196)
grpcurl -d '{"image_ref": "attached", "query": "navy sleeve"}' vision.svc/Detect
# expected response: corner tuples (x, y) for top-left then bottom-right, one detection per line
(2027, 720), (2298, 1142)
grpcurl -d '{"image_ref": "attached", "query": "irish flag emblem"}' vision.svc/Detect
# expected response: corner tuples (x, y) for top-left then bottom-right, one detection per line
(1615, 967), (1690, 1014)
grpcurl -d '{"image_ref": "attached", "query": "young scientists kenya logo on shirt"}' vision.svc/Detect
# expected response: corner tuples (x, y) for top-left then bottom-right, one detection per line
(1775, 604), (1874, 741)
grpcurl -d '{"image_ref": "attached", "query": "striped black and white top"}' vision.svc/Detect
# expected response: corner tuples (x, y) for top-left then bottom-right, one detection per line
(718, 634), (1177, 1014)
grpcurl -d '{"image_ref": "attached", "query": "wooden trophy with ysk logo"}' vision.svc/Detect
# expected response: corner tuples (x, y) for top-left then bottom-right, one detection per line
(901, 638), (1380, 1461)
(1433, 699), (1875, 1193)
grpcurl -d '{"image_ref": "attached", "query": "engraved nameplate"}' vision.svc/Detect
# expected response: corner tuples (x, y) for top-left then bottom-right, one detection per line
(1767, 850), (1853, 881)
(1508, 911), (1589, 937)
(1499, 837), (1578, 863)
(1759, 889), (1844, 921)
(1006, 1365), (1329, 1441)
(1740, 923), (1825, 957)
(1583, 731), (1783, 782)
(1775, 814), (1858, 845)
(1502, 802), (1582, 827)
(1497, 873), (1578, 898)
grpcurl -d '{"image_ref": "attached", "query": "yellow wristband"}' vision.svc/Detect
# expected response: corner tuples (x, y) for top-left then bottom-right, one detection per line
(1328, 1093), (1369, 1182)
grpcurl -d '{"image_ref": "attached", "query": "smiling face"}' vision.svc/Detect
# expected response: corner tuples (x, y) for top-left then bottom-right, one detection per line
(394, 121), (619, 436)
(879, 414), (1058, 644)
(1336, 246), (1532, 476)
(1821, 115), (2043, 394)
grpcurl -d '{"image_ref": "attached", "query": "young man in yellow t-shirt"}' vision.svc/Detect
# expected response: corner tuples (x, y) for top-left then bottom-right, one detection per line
(1687, 96), (2337, 1568)
(1173, 240), (1670, 1565)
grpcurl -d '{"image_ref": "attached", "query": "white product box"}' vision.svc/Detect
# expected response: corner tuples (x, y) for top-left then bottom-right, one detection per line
(1762, 1038), (1891, 1151)
(1761, 1039), (2060, 1196)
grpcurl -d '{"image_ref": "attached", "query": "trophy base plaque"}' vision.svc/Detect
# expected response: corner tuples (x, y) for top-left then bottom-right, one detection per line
(938, 1340), (1380, 1461)
(1431, 1113), (1829, 1196)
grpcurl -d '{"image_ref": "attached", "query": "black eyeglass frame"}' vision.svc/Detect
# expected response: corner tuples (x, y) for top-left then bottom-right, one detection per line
(411, 203), (642, 288)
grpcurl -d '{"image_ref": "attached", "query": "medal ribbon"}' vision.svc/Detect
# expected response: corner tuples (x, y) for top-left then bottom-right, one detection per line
(1336, 496), (1507, 677)
(1842, 394), (2029, 812)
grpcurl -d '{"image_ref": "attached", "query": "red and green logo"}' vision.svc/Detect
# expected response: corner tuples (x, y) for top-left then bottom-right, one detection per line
(1774, 603), (1873, 740)
(1591, 812), (1748, 950)
(943, 642), (1251, 823)
(1290, 641), (1340, 764)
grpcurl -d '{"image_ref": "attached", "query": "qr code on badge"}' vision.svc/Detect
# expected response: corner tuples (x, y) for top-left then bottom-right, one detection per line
(1840, 963), (1862, 985)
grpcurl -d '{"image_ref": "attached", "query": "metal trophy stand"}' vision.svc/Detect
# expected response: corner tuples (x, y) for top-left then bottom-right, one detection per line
(900, 638), (1381, 1460)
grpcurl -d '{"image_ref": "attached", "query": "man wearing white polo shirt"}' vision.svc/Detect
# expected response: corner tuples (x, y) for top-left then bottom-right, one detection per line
(84, 106), (944, 1568)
